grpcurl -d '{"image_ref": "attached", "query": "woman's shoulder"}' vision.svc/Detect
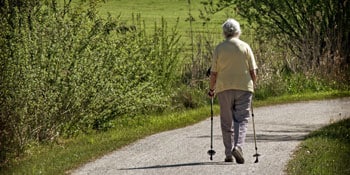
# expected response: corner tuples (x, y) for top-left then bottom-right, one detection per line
(232, 38), (250, 47)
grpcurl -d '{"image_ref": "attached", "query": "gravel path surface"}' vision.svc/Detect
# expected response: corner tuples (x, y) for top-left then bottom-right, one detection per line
(71, 98), (350, 175)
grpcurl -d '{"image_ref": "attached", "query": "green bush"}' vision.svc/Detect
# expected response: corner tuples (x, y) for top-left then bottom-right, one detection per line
(0, 0), (182, 165)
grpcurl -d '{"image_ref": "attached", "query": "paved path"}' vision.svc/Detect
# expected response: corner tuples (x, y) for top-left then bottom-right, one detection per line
(71, 98), (350, 175)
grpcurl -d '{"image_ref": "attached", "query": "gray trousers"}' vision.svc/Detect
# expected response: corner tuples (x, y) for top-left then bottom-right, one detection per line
(217, 90), (252, 157)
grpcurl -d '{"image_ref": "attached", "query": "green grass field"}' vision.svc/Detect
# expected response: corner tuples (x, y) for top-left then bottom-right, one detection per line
(94, 0), (256, 73)
(98, 0), (222, 28)
(96, 0), (252, 45)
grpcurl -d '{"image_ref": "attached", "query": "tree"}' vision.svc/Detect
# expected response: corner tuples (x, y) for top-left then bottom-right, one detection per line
(200, 0), (349, 78)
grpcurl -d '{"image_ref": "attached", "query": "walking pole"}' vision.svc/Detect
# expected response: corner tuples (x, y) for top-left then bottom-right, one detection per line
(207, 97), (216, 160)
(251, 99), (261, 163)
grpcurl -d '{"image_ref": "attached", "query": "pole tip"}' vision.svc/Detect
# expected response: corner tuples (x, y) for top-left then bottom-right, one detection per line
(207, 149), (216, 156)
(253, 153), (260, 163)
(253, 153), (261, 157)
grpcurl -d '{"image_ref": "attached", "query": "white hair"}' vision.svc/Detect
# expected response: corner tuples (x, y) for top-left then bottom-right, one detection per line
(222, 18), (241, 37)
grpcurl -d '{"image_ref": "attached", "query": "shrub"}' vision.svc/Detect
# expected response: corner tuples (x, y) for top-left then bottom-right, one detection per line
(0, 0), (182, 165)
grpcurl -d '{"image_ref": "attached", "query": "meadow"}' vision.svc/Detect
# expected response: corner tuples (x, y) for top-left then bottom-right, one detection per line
(98, 0), (223, 31)
(97, 0), (253, 49)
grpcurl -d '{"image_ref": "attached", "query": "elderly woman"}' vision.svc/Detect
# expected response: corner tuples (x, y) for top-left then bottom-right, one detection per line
(208, 18), (258, 164)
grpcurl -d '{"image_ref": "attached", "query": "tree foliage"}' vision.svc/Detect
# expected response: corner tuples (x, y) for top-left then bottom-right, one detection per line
(201, 0), (349, 80)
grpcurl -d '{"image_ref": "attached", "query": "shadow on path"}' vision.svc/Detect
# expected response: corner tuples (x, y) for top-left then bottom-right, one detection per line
(119, 161), (231, 170)
(193, 123), (325, 143)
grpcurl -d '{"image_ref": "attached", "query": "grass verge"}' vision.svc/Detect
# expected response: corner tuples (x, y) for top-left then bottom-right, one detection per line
(1, 90), (349, 175)
(254, 90), (350, 107)
(286, 118), (350, 175)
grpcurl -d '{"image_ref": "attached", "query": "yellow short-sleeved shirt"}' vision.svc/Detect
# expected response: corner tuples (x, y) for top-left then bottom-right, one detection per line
(211, 38), (257, 93)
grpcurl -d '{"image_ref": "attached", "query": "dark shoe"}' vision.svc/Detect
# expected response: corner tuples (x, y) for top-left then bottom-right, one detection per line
(224, 156), (233, 162)
(232, 146), (245, 164)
